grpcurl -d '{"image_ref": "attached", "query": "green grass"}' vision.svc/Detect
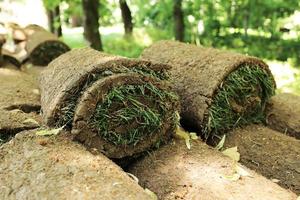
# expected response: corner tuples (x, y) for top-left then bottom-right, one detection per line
(91, 83), (177, 146)
(206, 65), (275, 139)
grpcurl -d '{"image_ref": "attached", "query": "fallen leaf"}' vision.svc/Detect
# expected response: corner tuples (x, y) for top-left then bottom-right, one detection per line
(175, 126), (191, 149)
(23, 118), (39, 126)
(145, 188), (158, 200)
(222, 146), (240, 161)
(236, 164), (253, 178)
(36, 127), (64, 136)
(215, 134), (226, 150)
(190, 132), (198, 140)
(222, 173), (240, 181)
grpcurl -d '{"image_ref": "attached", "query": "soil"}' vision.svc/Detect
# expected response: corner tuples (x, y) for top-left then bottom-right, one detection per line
(0, 68), (41, 141)
(141, 40), (275, 133)
(128, 138), (297, 200)
(0, 130), (153, 200)
(266, 93), (300, 139)
(225, 124), (300, 194)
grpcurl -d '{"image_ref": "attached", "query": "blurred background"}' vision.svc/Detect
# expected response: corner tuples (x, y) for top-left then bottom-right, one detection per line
(1, 0), (300, 94)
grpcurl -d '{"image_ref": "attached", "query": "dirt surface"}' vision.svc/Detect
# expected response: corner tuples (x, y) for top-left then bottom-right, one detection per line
(0, 130), (153, 200)
(266, 93), (300, 139)
(0, 68), (41, 140)
(128, 138), (297, 200)
(225, 124), (300, 194)
(39, 47), (178, 158)
(141, 40), (275, 134)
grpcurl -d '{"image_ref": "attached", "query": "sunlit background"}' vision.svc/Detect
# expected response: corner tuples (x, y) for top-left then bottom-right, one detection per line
(1, 0), (300, 94)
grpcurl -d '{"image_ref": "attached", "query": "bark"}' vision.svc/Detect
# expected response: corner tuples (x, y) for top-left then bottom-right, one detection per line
(266, 93), (300, 139)
(225, 124), (300, 194)
(173, 0), (185, 41)
(54, 5), (62, 37)
(0, 130), (153, 200)
(47, 9), (55, 34)
(82, 0), (103, 51)
(128, 138), (297, 200)
(119, 0), (133, 35)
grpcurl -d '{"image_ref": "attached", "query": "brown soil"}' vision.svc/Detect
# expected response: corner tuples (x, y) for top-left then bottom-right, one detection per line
(128, 138), (297, 200)
(141, 40), (274, 134)
(0, 130), (153, 200)
(266, 93), (300, 139)
(0, 68), (41, 141)
(225, 124), (300, 194)
(39, 47), (178, 158)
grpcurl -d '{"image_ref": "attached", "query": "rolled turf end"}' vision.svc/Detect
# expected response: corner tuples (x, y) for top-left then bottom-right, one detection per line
(206, 65), (275, 140)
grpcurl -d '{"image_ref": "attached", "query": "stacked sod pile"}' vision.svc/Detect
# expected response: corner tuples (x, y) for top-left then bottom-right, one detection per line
(39, 47), (179, 158)
(26, 30), (70, 66)
(141, 40), (275, 142)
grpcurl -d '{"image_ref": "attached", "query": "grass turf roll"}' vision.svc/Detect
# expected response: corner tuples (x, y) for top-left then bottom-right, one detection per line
(39, 47), (179, 158)
(225, 124), (300, 194)
(0, 130), (154, 200)
(141, 40), (275, 141)
(266, 93), (300, 139)
(128, 138), (297, 200)
(26, 31), (70, 66)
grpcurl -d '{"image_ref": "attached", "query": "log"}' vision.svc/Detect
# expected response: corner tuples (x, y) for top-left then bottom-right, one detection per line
(141, 41), (276, 142)
(266, 93), (300, 139)
(225, 124), (300, 194)
(39, 47), (179, 158)
(0, 130), (154, 200)
(128, 138), (297, 200)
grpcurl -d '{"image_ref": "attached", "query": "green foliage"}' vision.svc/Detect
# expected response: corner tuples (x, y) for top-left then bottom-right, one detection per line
(206, 65), (275, 139)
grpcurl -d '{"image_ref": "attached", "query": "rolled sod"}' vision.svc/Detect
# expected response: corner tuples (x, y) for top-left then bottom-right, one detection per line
(225, 124), (300, 194)
(128, 138), (297, 200)
(26, 30), (70, 66)
(0, 130), (154, 200)
(0, 68), (41, 145)
(39, 47), (179, 158)
(266, 93), (300, 139)
(141, 40), (275, 141)
(23, 24), (46, 36)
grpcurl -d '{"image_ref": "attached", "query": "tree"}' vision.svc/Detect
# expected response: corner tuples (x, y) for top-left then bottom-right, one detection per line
(82, 0), (103, 51)
(47, 9), (55, 33)
(43, 0), (62, 37)
(119, 0), (133, 35)
(54, 5), (62, 37)
(173, 0), (184, 41)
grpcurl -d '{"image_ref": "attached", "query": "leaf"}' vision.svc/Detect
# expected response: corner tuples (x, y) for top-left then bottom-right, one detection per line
(236, 164), (253, 178)
(36, 127), (64, 136)
(190, 132), (198, 140)
(215, 134), (226, 150)
(23, 118), (39, 126)
(175, 126), (191, 149)
(222, 173), (240, 181)
(222, 146), (240, 161)
(144, 188), (158, 200)
(271, 178), (280, 183)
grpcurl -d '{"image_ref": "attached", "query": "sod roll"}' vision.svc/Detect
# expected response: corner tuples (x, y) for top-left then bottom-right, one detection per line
(26, 30), (70, 66)
(141, 40), (276, 141)
(39, 47), (179, 158)
(0, 130), (154, 200)
(128, 138), (297, 200)
(266, 93), (300, 139)
(225, 124), (300, 194)
(0, 68), (40, 145)
(23, 24), (46, 36)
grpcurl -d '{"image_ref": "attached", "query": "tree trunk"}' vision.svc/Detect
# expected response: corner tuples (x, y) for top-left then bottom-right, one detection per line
(82, 0), (103, 51)
(173, 0), (184, 41)
(54, 6), (62, 37)
(119, 0), (133, 35)
(47, 9), (55, 34)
